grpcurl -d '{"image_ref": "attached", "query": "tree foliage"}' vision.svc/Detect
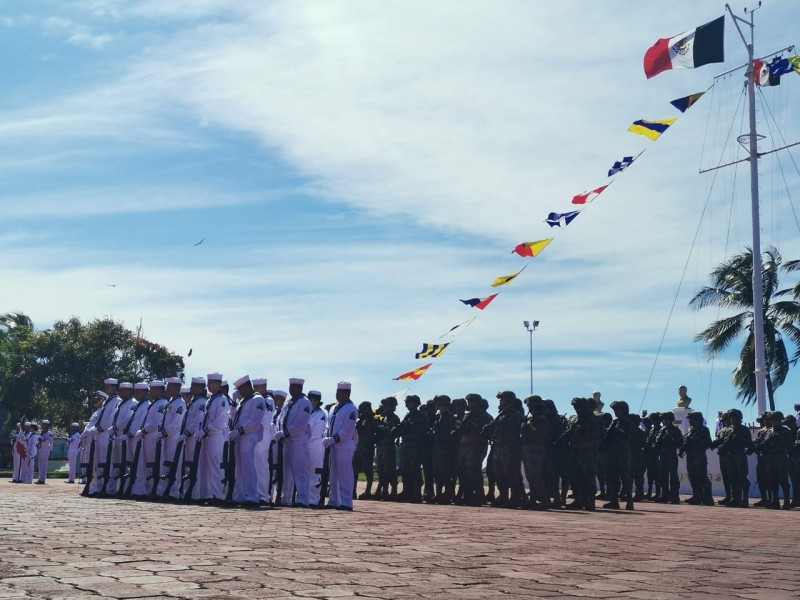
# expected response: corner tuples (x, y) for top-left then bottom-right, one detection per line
(690, 247), (800, 410)
(0, 313), (184, 426)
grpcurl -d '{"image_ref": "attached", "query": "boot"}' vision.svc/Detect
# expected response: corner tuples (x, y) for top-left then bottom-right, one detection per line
(603, 501), (620, 509)
(625, 499), (635, 511)
(783, 498), (792, 510)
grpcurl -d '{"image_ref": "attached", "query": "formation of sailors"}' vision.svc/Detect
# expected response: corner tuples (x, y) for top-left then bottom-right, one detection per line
(70, 374), (357, 510)
(9, 420), (54, 484)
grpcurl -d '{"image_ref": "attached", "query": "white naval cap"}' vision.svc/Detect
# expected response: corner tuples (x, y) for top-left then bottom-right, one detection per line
(207, 372), (223, 381)
(149, 380), (166, 388)
(104, 378), (118, 386)
(119, 382), (133, 390)
(273, 390), (287, 399)
(337, 381), (352, 391)
(96, 391), (109, 399)
(221, 380), (228, 387)
(134, 382), (149, 390)
(166, 377), (182, 385)
(234, 375), (251, 388)
(24, 421), (31, 426)
(289, 378), (305, 386)
(70, 422), (80, 428)
(191, 376), (206, 385)
(252, 377), (267, 386)
(308, 390), (322, 397)
(180, 387), (190, 395)
(41, 420), (50, 425)
(232, 389), (241, 400)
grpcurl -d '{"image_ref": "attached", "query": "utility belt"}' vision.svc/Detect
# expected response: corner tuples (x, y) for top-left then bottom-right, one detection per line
(459, 434), (484, 445)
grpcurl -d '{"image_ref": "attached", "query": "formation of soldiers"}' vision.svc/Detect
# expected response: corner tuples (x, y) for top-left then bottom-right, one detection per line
(48, 374), (358, 510)
(11, 381), (800, 512)
(352, 392), (800, 511)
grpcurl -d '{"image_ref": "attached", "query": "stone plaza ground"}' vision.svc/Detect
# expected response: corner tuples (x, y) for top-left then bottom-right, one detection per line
(0, 480), (798, 600)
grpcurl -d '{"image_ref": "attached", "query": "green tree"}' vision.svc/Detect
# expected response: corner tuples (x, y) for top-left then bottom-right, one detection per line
(0, 313), (184, 426)
(689, 247), (800, 410)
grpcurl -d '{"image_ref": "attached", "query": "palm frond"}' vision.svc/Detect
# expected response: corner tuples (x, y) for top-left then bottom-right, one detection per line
(695, 313), (748, 355)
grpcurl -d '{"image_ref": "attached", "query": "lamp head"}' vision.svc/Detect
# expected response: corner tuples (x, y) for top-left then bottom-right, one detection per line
(523, 320), (530, 328)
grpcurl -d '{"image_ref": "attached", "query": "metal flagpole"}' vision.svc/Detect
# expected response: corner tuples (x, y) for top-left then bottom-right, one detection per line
(726, 2), (769, 414)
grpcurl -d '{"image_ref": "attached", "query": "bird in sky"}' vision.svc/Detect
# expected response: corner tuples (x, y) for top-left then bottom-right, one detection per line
(107, 284), (118, 287)
(187, 348), (193, 357)
(193, 238), (204, 247)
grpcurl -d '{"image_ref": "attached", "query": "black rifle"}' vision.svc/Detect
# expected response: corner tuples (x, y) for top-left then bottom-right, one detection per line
(224, 438), (236, 503)
(112, 437), (128, 494)
(121, 437), (142, 498)
(181, 436), (203, 500)
(268, 439), (277, 501)
(160, 438), (185, 499)
(316, 445), (331, 507)
(80, 439), (96, 497)
(148, 436), (163, 497)
(98, 437), (114, 496)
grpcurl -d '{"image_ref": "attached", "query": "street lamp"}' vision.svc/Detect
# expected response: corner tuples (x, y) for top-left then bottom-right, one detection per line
(523, 320), (540, 395)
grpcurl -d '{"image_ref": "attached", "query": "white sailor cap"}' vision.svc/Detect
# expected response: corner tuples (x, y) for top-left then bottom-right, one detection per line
(308, 390), (322, 398)
(24, 421), (32, 427)
(207, 372), (223, 381)
(41, 420), (50, 425)
(180, 387), (190, 395)
(96, 391), (109, 399)
(337, 381), (352, 391)
(191, 376), (206, 385)
(70, 422), (80, 428)
(252, 377), (267, 386)
(119, 382), (133, 390)
(232, 390), (241, 400)
(166, 377), (182, 385)
(289, 378), (305, 386)
(104, 378), (118, 386)
(149, 380), (166, 388)
(134, 382), (149, 390)
(234, 375), (251, 388)
(273, 390), (287, 399)
(221, 380), (228, 387)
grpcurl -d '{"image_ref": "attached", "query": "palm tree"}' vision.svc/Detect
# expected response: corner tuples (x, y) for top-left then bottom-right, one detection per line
(689, 247), (800, 410)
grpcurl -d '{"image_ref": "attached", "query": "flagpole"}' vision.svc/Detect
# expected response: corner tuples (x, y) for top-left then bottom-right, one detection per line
(726, 2), (769, 414)
(523, 320), (539, 395)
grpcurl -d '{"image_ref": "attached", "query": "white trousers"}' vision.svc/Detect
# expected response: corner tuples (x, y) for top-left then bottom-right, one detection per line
(181, 436), (200, 500)
(135, 434), (160, 496)
(328, 441), (356, 509)
(197, 433), (225, 500)
(37, 448), (51, 483)
(307, 439), (325, 505)
(233, 433), (259, 503)
(12, 448), (20, 481)
(107, 437), (129, 494)
(89, 431), (112, 494)
(158, 437), (183, 498)
(20, 456), (34, 483)
(255, 438), (272, 502)
(68, 448), (80, 482)
(281, 438), (310, 506)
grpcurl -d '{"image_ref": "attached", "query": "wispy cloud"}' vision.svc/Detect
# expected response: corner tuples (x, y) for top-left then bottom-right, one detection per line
(43, 16), (112, 50)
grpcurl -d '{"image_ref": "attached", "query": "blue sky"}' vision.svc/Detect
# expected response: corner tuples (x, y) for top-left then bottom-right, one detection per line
(1, 1), (799, 421)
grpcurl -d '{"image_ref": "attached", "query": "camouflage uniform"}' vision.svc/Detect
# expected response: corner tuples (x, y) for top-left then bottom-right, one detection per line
(394, 395), (428, 503)
(654, 413), (683, 503)
(353, 402), (377, 499)
(520, 396), (552, 509)
(557, 397), (603, 511)
(679, 412), (713, 505)
(456, 394), (493, 506)
(600, 401), (636, 510)
(485, 391), (524, 508)
(374, 398), (400, 500)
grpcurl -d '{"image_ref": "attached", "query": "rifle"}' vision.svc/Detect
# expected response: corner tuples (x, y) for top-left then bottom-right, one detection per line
(224, 438), (236, 503)
(268, 439), (277, 502)
(148, 436), (163, 497)
(181, 436), (203, 501)
(98, 436), (115, 496)
(316, 445), (331, 507)
(160, 438), (185, 499)
(80, 439), (96, 497)
(113, 437), (128, 494)
(121, 437), (142, 498)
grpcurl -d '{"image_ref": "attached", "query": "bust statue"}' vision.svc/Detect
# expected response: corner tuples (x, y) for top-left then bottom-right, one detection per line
(592, 391), (604, 414)
(677, 385), (692, 408)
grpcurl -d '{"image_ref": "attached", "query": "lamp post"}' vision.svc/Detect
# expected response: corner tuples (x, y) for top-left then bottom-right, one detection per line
(523, 320), (539, 395)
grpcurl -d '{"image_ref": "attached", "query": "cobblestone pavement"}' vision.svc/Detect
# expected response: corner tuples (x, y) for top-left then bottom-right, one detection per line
(1, 480), (798, 600)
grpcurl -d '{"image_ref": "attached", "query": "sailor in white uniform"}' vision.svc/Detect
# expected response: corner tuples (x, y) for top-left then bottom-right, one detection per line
(11, 422), (23, 483)
(252, 378), (275, 505)
(89, 378), (122, 496)
(306, 391), (327, 505)
(80, 392), (105, 485)
(22, 423), (40, 484)
(158, 377), (186, 499)
(323, 382), (359, 510)
(108, 382), (136, 494)
(274, 377), (312, 507)
(197, 373), (230, 503)
(229, 375), (266, 507)
(133, 381), (168, 498)
(181, 377), (207, 501)
(121, 383), (150, 494)
(35, 420), (54, 484)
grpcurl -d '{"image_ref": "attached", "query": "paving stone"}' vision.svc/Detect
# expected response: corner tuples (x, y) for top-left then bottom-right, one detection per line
(2, 480), (800, 599)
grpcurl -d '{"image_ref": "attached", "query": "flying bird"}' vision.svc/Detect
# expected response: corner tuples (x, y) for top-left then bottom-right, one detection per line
(193, 238), (204, 247)
(187, 348), (193, 357)
(106, 284), (118, 287)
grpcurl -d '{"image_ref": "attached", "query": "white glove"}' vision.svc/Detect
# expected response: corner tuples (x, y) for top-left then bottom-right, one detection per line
(273, 431), (286, 442)
(118, 433), (128, 442)
(134, 430), (143, 439)
(322, 437), (335, 448)
(195, 430), (205, 440)
(228, 430), (240, 440)
(176, 434), (185, 443)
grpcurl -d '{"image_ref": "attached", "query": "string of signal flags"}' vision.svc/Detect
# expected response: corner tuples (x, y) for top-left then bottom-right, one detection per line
(392, 14), (800, 384)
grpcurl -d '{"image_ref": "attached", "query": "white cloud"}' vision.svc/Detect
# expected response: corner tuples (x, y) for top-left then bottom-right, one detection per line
(43, 16), (113, 49)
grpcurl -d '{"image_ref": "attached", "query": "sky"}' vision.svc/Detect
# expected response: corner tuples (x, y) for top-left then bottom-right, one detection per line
(1, 0), (800, 422)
